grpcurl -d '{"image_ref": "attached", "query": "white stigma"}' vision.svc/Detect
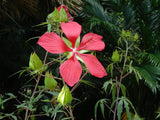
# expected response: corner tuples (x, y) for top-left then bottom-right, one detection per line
(72, 48), (76, 53)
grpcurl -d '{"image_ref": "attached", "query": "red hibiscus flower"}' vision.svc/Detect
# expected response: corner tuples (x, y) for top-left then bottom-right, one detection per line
(57, 5), (73, 21)
(37, 22), (107, 87)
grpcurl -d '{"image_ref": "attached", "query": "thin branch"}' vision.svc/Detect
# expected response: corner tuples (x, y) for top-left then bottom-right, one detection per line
(71, 71), (88, 93)
(104, 102), (115, 113)
(122, 72), (130, 79)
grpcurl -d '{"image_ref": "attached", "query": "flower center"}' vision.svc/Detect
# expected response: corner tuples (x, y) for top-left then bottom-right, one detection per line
(72, 48), (77, 53)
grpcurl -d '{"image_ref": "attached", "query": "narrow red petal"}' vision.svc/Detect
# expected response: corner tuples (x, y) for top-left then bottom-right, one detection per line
(77, 33), (105, 51)
(60, 55), (82, 87)
(37, 32), (71, 54)
(77, 53), (107, 78)
(61, 22), (81, 48)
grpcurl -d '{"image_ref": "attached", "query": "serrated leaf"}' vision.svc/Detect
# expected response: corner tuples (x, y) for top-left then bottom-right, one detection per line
(107, 63), (114, 77)
(111, 84), (116, 100)
(119, 84), (126, 97)
(124, 100), (132, 120)
(117, 100), (123, 120)
(94, 99), (106, 120)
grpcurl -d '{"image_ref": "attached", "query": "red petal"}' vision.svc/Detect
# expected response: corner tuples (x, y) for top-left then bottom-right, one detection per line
(77, 53), (107, 78)
(60, 55), (82, 87)
(37, 32), (71, 54)
(77, 33), (105, 51)
(61, 22), (81, 48)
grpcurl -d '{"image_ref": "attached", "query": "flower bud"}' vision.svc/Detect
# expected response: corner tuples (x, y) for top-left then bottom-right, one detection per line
(47, 6), (68, 23)
(44, 71), (57, 90)
(57, 85), (72, 106)
(29, 52), (43, 72)
(111, 50), (120, 62)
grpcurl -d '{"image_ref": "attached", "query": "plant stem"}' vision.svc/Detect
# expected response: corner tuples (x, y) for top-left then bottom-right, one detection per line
(24, 75), (41, 120)
(113, 40), (129, 120)
(113, 73), (123, 120)
(69, 106), (74, 120)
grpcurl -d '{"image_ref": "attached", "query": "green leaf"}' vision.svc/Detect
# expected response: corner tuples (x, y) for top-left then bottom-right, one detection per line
(107, 63), (114, 77)
(57, 85), (73, 106)
(119, 83), (126, 97)
(94, 99), (106, 120)
(117, 100), (123, 120)
(100, 101), (105, 119)
(124, 100), (132, 120)
(80, 80), (96, 88)
(103, 79), (113, 92)
(111, 84), (116, 101)
(44, 71), (57, 90)
(5, 113), (17, 120)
